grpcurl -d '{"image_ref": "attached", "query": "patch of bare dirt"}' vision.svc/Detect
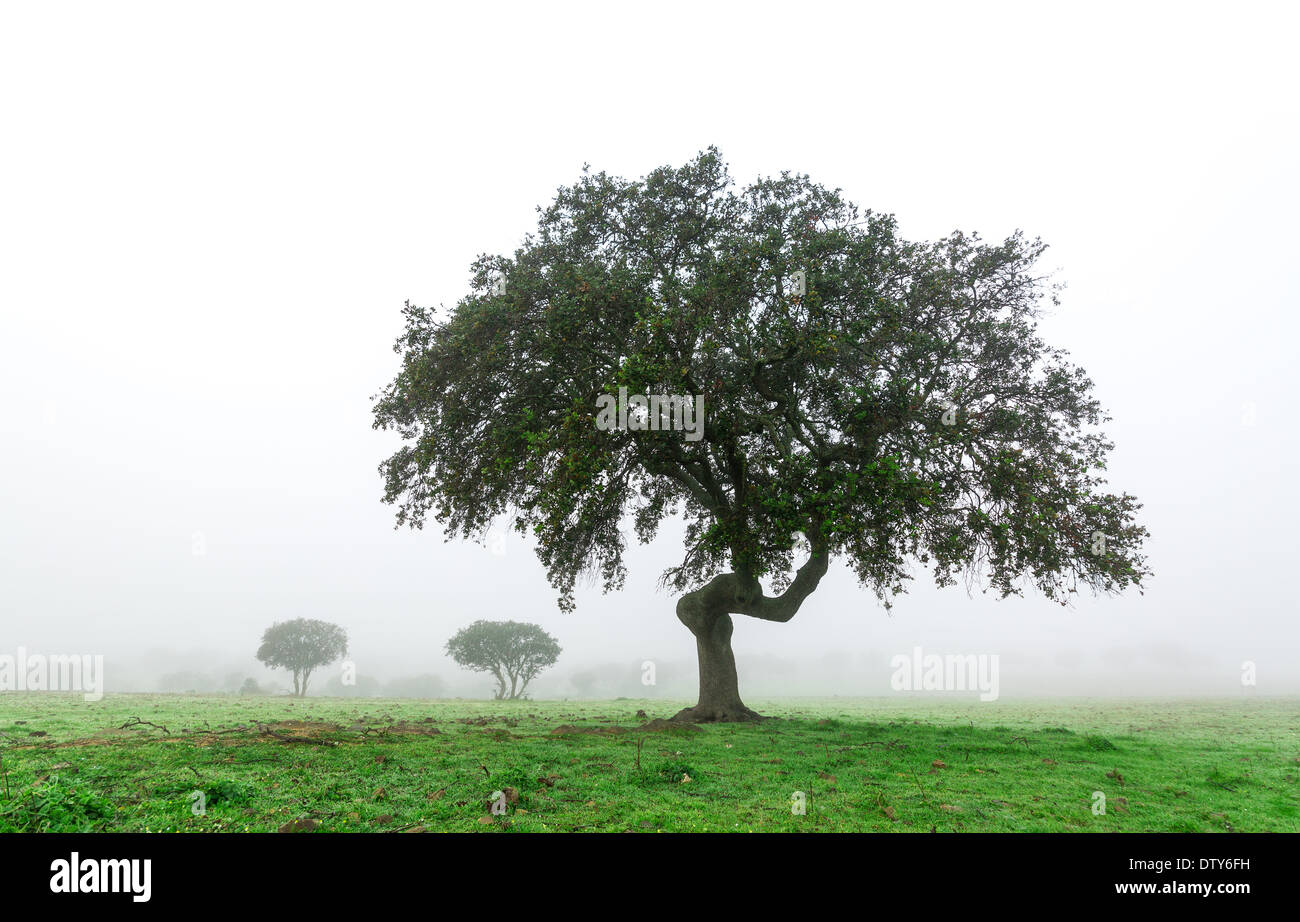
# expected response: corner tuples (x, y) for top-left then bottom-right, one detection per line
(278, 817), (319, 833)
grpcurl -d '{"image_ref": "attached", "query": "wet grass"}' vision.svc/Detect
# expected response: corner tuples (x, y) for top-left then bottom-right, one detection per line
(0, 694), (1295, 832)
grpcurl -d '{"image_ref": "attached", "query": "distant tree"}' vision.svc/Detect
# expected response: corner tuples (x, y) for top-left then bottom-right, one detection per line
(239, 677), (262, 696)
(445, 621), (561, 700)
(255, 619), (348, 697)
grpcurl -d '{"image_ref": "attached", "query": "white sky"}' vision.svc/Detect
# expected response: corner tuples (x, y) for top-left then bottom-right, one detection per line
(2, 1), (1297, 698)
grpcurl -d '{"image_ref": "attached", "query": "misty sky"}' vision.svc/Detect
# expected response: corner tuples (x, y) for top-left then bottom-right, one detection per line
(2, 2), (1297, 698)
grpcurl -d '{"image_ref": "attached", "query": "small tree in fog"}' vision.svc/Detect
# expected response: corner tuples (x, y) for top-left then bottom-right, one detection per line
(255, 618), (348, 697)
(445, 621), (560, 700)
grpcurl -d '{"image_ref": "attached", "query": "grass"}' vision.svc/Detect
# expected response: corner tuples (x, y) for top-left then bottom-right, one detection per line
(0, 693), (1295, 832)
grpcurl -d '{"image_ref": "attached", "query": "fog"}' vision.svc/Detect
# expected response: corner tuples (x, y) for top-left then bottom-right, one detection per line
(2, 2), (1297, 701)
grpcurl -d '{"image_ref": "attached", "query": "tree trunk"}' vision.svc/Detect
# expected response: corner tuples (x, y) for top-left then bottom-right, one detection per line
(672, 605), (761, 722)
(669, 543), (830, 724)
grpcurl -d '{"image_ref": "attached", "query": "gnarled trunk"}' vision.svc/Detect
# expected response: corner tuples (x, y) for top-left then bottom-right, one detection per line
(670, 544), (830, 723)
(673, 601), (762, 723)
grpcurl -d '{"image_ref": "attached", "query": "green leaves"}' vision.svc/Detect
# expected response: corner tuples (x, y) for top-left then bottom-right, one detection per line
(255, 619), (349, 694)
(0, 773), (113, 833)
(374, 148), (1149, 612)
(445, 621), (562, 700)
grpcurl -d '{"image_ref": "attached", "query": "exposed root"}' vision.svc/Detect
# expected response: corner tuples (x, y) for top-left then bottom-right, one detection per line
(670, 704), (764, 724)
(118, 717), (170, 734)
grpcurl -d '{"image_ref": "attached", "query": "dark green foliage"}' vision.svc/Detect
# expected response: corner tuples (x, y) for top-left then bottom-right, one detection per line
(154, 778), (255, 807)
(627, 757), (703, 790)
(375, 148), (1148, 614)
(255, 618), (348, 697)
(0, 774), (113, 832)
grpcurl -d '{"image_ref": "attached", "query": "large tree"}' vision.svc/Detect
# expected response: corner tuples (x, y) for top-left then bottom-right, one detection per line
(373, 148), (1149, 722)
(255, 618), (348, 697)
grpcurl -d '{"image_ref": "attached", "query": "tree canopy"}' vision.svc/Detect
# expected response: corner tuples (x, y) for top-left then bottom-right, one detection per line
(374, 148), (1149, 719)
(445, 620), (561, 700)
(255, 618), (348, 697)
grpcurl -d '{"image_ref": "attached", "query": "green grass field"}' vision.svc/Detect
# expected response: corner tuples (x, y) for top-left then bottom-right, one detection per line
(0, 694), (1295, 832)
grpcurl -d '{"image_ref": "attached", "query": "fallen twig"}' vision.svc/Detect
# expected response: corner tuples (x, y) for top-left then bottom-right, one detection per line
(118, 717), (170, 734)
